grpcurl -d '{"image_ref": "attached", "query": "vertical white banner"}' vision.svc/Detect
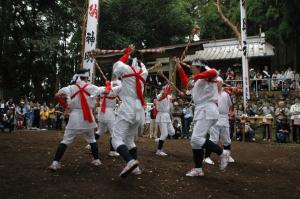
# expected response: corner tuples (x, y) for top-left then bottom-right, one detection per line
(83, 0), (99, 81)
(240, 0), (250, 110)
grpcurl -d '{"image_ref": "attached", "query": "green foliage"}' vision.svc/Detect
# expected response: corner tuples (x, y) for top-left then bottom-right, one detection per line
(0, 0), (299, 100)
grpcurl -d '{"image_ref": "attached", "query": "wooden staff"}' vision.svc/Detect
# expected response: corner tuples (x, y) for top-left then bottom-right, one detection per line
(89, 47), (165, 56)
(92, 57), (108, 82)
(158, 68), (183, 95)
(169, 25), (201, 80)
(180, 25), (201, 61)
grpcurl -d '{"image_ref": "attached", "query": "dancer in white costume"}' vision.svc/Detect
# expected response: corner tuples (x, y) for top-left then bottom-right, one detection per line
(111, 46), (148, 177)
(155, 85), (175, 156)
(49, 69), (105, 171)
(176, 58), (229, 177)
(204, 77), (235, 165)
(85, 80), (121, 157)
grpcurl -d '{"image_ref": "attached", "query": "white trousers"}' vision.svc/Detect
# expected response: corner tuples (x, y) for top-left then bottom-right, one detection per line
(112, 112), (145, 150)
(61, 129), (96, 145)
(191, 119), (217, 149)
(209, 125), (231, 146)
(96, 120), (114, 136)
(149, 119), (158, 138)
(157, 122), (175, 141)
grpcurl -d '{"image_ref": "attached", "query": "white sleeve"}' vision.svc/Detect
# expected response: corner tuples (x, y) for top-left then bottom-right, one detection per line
(92, 86), (105, 97)
(141, 63), (148, 80)
(112, 84), (122, 95)
(113, 61), (129, 78)
(58, 86), (71, 96)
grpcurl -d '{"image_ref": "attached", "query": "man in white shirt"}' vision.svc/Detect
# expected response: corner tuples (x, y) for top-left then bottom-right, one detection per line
(49, 69), (104, 171)
(85, 80), (122, 157)
(111, 46), (148, 177)
(155, 85), (175, 156)
(204, 77), (235, 165)
(177, 58), (229, 177)
(290, 97), (300, 142)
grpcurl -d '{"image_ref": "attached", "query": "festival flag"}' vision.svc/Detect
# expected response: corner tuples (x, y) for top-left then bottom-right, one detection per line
(83, 0), (99, 81)
(240, 0), (250, 110)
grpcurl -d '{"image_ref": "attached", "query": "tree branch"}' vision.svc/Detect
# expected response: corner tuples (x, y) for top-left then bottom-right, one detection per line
(214, 0), (241, 45)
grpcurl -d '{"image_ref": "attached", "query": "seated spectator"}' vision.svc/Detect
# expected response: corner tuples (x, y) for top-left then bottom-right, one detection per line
(246, 105), (255, 116)
(1, 109), (14, 132)
(236, 122), (255, 142)
(275, 118), (290, 143)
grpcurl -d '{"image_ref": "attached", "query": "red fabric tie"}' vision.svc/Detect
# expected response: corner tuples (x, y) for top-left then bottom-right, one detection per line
(100, 81), (112, 113)
(159, 85), (172, 101)
(56, 96), (68, 109)
(71, 84), (93, 123)
(122, 66), (146, 107)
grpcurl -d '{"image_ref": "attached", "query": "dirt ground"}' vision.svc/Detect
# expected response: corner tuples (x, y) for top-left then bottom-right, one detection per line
(0, 131), (299, 199)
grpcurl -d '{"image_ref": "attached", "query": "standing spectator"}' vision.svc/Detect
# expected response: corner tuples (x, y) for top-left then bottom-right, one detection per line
(25, 101), (34, 130)
(149, 102), (158, 139)
(182, 104), (193, 139)
(290, 97), (300, 143)
(228, 107), (235, 139)
(284, 67), (294, 84)
(15, 101), (27, 129)
(0, 98), (6, 115)
(40, 106), (49, 129)
(254, 71), (262, 91)
(6, 98), (15, 111)
(260, 102), (274, 141)
(261, 66), (270, 90)
(271, 70), (279, 90)
(55, 104), (64, 130)
(48, 103), (56, 129)
(32, 102), (40, 128)
(226, 67), (235, 80)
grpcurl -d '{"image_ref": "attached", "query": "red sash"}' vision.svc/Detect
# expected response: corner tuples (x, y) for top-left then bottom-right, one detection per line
(158, 85), (171, 101)
(122, 66), (146, 107)
(100, 96), (116, 113)
(70, 84), (93, 123)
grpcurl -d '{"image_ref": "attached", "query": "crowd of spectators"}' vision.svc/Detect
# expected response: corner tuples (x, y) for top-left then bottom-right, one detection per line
(144, 94), (300, 144)
(221, 66), (300, 93)
(0, 97), (67, 132)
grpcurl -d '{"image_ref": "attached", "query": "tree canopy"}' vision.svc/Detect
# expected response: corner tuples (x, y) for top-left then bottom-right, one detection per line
(0, 0), (299, 100)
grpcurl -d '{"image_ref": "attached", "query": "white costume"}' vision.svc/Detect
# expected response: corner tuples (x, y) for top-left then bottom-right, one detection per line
(111, 60), (148, 150)
(156, 94), (175, 140)
(96, 81), (122, 136)
(209, 91), (232, 146)
(191, 79), (219, 149)
(58, 80), (104, 145)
